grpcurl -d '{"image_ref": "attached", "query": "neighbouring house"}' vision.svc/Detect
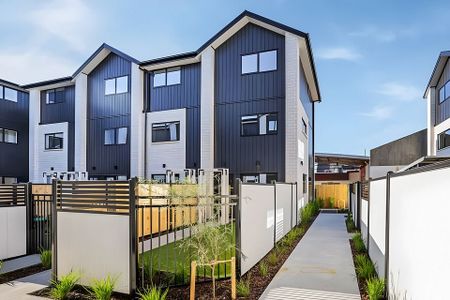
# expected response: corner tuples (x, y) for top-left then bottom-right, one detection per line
(424, 51), (450, 157)
(369, 129), (427, 179)
(315, 153), (369, 185)
(2, 11), (321, 201)
(0, 79), (29, 183)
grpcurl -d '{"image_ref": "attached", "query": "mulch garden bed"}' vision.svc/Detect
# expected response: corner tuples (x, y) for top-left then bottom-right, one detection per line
(30, 285), (131, 299)
(166, 214), (318, 300)
(0, 263), (49, 284)
(349, 239), (369, 300)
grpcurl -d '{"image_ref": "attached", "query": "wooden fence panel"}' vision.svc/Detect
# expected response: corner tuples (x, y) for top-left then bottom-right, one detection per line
(315, 184), (349, 209)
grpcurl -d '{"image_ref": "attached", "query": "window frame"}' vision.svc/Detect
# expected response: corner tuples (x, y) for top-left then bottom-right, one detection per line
(45, 87), (66, 105)
(153, 67), (182, 88)
(45, 132), (64, 150)
(241, 49), (278, 75)
(151, 121), (181, 143)
(241, 113), (278, 137)
(437, 129), (450, 150)
(104, 76), (129, 96)
(0, 127), (18, 144)
(439, 80), (450, 104)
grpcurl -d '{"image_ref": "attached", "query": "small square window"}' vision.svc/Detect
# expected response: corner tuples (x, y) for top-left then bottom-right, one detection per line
(117, 127), (128, 144)
(152, 122), (180, 142)
(154, 70), (166, 87)
(116, 76), (128, 93)
(241, 115), (259, 136)
(4, 87), (18, 102)
(105, 79), (116, 95)
(167, 68), (181, 85)
(259, 50), (277, 72)
(439, 86), (445, 103)
(267, 114), (278, 133)
(46, 90), (55, 104)
(438, 129), (450, 150)
(242, 54), (258, 74)
(4, 129), (17, 144)
(45, 133), (63, 150)
(104, 129), (116, 145)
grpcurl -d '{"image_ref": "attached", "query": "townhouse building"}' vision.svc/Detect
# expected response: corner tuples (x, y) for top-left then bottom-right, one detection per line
(3, 11), (321, 200)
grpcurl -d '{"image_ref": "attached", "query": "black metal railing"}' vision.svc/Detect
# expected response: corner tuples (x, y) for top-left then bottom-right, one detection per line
(30, 192), (52, 252)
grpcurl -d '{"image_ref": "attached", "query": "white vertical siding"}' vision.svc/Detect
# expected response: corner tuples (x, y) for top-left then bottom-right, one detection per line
(74, 73), (88, 172)
(200, 47), (215, 170)
(29, 89), (41, 182)
(130, 63), (145, 177)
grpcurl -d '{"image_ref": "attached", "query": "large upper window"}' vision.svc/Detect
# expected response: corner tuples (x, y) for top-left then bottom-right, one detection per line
(241, 113), (278, 136)
(0, 128), (18, 144)
(46, 88), (65, 104)
(438, 129), (450, 150)
(0, 86), (18, 102)
(105, 76), (128, 95)
(152, 121), (180, 142)
(241, 50), (277, 74)
(153, 67), (181, 87)
(104, 127), (128, 145)
(45, 133), (63, 150)
(439, 81), (450, 103)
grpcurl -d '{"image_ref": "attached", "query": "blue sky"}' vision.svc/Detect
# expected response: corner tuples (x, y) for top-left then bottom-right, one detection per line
(0, 0), (448, 155)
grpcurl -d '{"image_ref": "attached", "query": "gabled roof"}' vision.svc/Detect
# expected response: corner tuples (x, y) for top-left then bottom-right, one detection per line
(21, 76), (73, 89)
(140, 10), (321, 101)
(72, 43), (140, 78)
(423, 51), (450, 98)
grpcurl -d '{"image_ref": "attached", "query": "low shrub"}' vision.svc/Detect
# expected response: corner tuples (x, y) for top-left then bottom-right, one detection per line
(317, 198), (325, 208)
(259, 261), (269, 277)
(300, 201), (319, 225)
(137, 286), (168, 300)
(346, 213), (356, 231)
(266, 251), (278, 266)
(40, 249), (52, 269)
(366, 277), (385, 300)
(0, 260), (3, 272)
(354, 254), (376, 281)
(50, 271), (80, 300)
(236, 277), (251, 297)
(352, 233), (366, 253)
(328, 197), (335, 208)
(89, 275), (117, 300)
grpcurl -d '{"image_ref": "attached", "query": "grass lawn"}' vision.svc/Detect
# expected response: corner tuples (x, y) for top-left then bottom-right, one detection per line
(139, 222), (236, 283)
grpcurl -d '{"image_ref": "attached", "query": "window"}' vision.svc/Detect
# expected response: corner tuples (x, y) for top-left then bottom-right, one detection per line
(2, 87), (18, 102)
(105, 76), (128, 95)
(241, 50), (277, 74)
(151, 174), (166, 183)
(45, 133), (64, 150)
(241, 113), (278, 136)
(439, 81), (450, 103)
(242, 174), (259, 183)
(167, 68), (181, 85)
(152, 122), (180, 142)
(241, 54), (258, 74)
(259, 50), (277, 72)
(46, 88), (65, 104)
(242, 173), (277, 184)
(0, 128), (18, 144)
(153, 68), (181, 87)
(104, 127), (128, 145)
(438, 129), (450, 150)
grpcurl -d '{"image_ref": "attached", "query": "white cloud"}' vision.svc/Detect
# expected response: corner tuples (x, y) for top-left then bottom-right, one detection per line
(316, 47), (362, 61)
(0, 50), (77, 84)
(360, 105), (393, 120)
(377, 82), (421, 101)
(27, 0), (95, 52)
(349, 26), (397, 42)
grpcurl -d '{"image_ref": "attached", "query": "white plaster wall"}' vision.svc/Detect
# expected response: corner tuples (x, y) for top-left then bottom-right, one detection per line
(146, 109), (186, 177)
(74, 73), (88, 172)
(240, 184), (275, 275)
(0, 206), (27, 260)
(57, 211), (130, 294)
(389, 167), (450, 299)
(130, 63), (145, 178)
(369, 179), (386, 256)
(29, 89), (41, 182)
(360, 199), (368, 245)
(200, 47), (215, 170)
(35, 122), (69, 182)
(275, 183), (294, 241)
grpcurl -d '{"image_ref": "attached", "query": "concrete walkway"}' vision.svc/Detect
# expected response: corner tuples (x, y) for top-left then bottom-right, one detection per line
(260, 213), (360, 299)
(0, 270), (50, 299)
(0, 255), (41, 274)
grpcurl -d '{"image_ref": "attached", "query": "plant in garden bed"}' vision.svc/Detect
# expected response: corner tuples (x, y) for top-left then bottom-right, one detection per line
(138, 286), (169, 300)
(328, 197), (335, 209)
(258, 261), (269, 277)
(266, 251), (279, 266)
(354, 254), (376, 281)
(50, 271), (80, 300)
(88, 275), (117, 300)
(346, 213), (356, 232)
(236, 277), (251, 297)
(366, 277), (385, 300)
(40, 249), (52, 269)
(352, 233), (366, 253)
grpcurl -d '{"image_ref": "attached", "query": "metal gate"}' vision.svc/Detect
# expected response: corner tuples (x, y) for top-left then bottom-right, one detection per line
(29, 184), (53, 253)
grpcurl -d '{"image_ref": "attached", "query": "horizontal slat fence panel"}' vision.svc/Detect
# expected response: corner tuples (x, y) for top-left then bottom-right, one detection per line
(0, 184), (27, 207)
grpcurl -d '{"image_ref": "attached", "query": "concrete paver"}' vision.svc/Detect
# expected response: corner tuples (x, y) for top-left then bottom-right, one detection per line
(0, 255), (41, 274)
(260, 213), (360, 299)
(0, 270), (50, 300)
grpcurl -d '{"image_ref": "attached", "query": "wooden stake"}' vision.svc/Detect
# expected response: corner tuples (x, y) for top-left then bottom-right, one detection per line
(231, 257), (236, 300)
(190, 260), (197, 300)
